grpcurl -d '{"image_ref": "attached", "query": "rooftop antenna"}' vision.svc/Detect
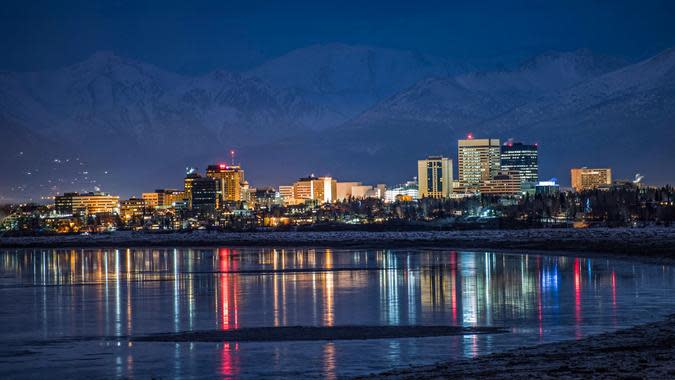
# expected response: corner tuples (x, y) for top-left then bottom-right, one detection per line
(230, 149), (236, 166)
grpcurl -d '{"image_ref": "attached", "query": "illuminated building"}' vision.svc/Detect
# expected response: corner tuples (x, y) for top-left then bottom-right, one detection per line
(479, 171), (522, 195)
(535, 180), (560, 195)
(336, 182), (361, 201)
(191, 177), (219, 212)
(384, 180), (418, 203)
(571, 167), (612, 191)
(500, 142), (538, 186)
(336, 182), (386, 201)
(160, 189), (186, 207)
(252, 187), (277, 209)
(206, 164), (245, 203)
(292, 175), (337, 204)
(54, 192), (120, 215)
(120, 197), (146, 223)
(418, 156), (453, 198)
(278, 185), (296, 205)
(184, 168), (201, 209)
(458, 137), (501, 189)
(142, 192), (160, 208)
(144, 189), (186, 208)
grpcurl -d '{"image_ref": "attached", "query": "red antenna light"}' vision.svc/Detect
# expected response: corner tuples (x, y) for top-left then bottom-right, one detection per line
(467, 133), (474, 140)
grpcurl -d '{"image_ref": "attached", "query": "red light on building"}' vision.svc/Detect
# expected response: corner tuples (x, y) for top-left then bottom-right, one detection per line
(219, 164), (226, 169)
(467, 133), (474, 140)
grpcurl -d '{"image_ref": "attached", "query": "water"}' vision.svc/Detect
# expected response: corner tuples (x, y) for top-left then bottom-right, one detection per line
(0, 247), (673, 379)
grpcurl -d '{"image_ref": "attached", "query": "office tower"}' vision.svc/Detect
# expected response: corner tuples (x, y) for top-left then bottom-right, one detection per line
(190, 177), (219, 212)
(500, 142), (539, 185)
(292, 175), (337, 204)
(206, 164), (245, 203)
(571, 168), (612, 191)
(458, 137), (501, 188)
(184, 168), (201, 209)
(417, 156), (453, 198)
(54, 192), (120, 215)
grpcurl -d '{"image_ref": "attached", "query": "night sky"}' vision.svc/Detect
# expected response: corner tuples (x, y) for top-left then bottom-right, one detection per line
(2, 0), (675, 73)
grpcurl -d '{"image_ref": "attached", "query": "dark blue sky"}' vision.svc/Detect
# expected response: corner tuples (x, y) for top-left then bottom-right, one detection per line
(2, 0), (675, 73)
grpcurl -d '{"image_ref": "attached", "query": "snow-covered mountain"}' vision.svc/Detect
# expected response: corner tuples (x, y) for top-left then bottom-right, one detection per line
(244, 49), (675, 186)
(478, 48), (675, 184)
(350, 49), (625, 129)
(0, 45), (471, 199)
(2, 45), (674, 200)
(247, 43), (471, 125)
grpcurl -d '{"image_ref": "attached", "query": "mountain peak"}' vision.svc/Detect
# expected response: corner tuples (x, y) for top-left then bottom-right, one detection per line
(518, 49), (626, 76)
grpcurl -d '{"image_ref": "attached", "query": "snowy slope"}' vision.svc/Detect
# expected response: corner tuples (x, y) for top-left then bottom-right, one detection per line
(248, 43), (471, 123)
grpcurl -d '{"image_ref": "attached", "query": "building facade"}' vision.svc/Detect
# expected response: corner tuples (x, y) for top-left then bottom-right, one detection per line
(479, 171), (522, 195)
(458, 138), (501, 189)
(120, 198), (146, 224)
(55, 192), (120, 215)
(292, 176), (337, 204)
(190, 177), (219, 212)
(500, 142), (538, 186)
(417, 156), (453, 198)
(184, 170), (201, 209)
(206, 164), (245, 203)
(571, 168), (612, 191)
(384, 180), (419, 203)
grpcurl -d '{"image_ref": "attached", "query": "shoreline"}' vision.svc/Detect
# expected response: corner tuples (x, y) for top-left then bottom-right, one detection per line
(360, 314), (675, 379)
(2, 227), (675, 262)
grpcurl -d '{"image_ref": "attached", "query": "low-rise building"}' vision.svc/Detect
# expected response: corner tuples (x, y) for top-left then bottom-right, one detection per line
(55, 192), (120, 215)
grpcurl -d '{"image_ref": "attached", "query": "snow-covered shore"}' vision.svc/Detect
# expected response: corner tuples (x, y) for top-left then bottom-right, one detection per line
(360, 314), (675, 379)
(2, 228), (675, 260)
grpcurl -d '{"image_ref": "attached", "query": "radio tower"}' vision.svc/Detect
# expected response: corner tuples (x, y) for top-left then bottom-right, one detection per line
(230, 149), (236, 165)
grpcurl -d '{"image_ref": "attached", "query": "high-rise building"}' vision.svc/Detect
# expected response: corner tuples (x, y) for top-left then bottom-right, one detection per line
(292, 175), (337, 204)
(55, 192), (120, 215)
(571, 168), (612, 191)
(417, 156), (453, 198)
(184, 168), (201, 209)
(206, 164), (245, 203)
(458, 137), (501, 188)
(500, 142), (538, 185)
(190, 177), (219, 212)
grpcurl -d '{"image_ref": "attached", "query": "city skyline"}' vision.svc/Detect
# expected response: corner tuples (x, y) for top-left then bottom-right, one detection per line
(2, 1), (675, 202)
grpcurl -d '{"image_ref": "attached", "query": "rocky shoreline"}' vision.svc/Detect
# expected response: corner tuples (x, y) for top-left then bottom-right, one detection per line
(360, 314), (675, 379)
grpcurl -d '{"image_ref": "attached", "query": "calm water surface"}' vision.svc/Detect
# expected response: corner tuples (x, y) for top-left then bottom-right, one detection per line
(0, 247), (673, 379)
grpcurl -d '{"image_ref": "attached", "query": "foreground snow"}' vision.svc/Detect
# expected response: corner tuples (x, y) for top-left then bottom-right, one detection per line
(361, 314), (675, 379)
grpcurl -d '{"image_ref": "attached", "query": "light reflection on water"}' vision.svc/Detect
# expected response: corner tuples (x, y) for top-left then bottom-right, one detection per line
(0, 247), (674, 379)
